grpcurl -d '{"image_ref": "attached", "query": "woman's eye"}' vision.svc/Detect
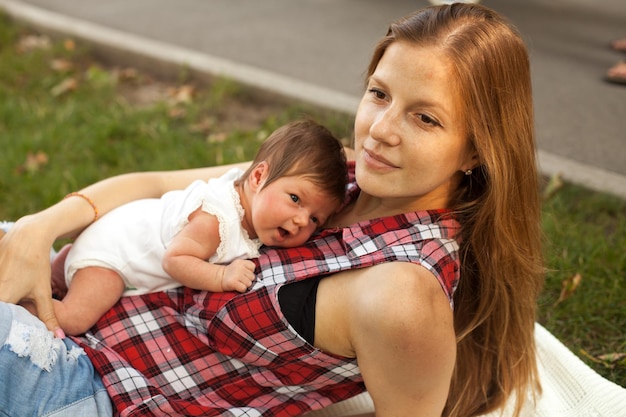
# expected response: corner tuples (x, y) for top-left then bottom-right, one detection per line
(368, 88), (386, 100)
(290, 194), (300, 203)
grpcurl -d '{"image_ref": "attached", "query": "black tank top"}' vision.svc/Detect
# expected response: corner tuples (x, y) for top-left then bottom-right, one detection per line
(277, 277), (322, 345)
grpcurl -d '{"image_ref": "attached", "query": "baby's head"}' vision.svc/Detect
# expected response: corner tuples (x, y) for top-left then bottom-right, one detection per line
(237, 119), (348, 205)
(236, 119), (348, 247)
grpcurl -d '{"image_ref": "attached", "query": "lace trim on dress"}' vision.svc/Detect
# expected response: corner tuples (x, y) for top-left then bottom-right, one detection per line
(212, 180), (261, 257)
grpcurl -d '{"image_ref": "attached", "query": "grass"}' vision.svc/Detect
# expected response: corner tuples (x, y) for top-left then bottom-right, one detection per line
(1, 14), (624, 388)
(539, 184), (626, 385)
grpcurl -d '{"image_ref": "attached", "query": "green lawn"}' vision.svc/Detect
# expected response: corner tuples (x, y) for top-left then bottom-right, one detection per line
(1, 13), (624, 387)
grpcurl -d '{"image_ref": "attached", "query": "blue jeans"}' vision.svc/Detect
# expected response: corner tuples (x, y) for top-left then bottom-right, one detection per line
(0, 302), (112, 417)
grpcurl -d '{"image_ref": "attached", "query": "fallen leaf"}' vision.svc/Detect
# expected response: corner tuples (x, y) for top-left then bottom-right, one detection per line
(542, 172), (564, 200)
(114, 67), (139, 82)
(597, 353), (626, 363)
(168, 107), (186, 119)
(50, 58), (74, 72)
(580, 350), (626, 369)
(168, 85), (195, 105)
(63, 38), (76, 51)
(554, 272), (581, 306)
(207, 132), (227, 144)
(189, 117), (216, 134)
(16, 151), (49, 174)
(51, 77), (78, 96)
(16, 34), (51, 53)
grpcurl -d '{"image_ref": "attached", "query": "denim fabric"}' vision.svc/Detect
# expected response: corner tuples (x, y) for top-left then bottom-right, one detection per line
(0, 302), (112, 417)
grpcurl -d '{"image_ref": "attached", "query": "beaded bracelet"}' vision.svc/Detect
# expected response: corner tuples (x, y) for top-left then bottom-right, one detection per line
(64, 192), (99, 223)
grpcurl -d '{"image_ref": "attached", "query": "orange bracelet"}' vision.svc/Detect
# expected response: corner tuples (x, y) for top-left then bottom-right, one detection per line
(64, 192), (99, 223)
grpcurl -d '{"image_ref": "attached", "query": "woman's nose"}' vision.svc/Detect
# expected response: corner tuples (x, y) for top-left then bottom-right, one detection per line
(370, 107), (401, 146)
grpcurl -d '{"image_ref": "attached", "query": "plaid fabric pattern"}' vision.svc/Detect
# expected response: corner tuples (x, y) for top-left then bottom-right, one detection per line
(74, 164), (461, 417)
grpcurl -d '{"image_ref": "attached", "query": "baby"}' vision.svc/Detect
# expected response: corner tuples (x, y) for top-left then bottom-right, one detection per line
(52, 119), (348, 335)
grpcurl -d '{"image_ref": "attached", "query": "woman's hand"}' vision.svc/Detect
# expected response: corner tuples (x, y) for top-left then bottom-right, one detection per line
(0, 163), (253, 337)
(0, 216), (63, 337)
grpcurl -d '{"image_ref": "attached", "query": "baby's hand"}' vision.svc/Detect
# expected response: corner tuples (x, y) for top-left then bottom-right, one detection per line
(221, 259), (256, 293)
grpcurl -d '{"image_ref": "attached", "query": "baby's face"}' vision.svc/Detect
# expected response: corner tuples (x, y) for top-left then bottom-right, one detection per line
(250, 175), (339, 248)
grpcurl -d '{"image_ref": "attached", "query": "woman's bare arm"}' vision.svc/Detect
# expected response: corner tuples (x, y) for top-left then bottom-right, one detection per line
(353, 263), (456, 417)
(316, 262), (456, 417)
(0, 161), (251, 333)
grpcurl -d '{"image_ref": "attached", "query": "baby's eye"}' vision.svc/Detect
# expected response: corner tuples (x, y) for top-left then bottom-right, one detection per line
(310, 216), (319, 225)
(290, 194), (300, 203)
(418, 114), (441, 127)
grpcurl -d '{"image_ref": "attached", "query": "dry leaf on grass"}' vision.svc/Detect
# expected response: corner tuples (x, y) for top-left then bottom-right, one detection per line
(63, 38), (76, 51)
(16, 34), (51, 53)
(580, 349), (626, 369)
(168, 107), (187, 119)
(207, 132), (227, 144)
(543, 172), (564, 200)
(597, 353), (626, 364)
(113, 67), (140, 82)
(51, 58), (74, 72)
(168, 85), (195, 105)
(51, 77), (78, 96)
(16, 151), (49, 174)
(190, 117), (216, 134)
(554, 272), (582, 305)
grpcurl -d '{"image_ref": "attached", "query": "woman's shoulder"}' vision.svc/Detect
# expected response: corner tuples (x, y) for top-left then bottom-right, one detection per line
(349, 263), (456, 415)
(352, 261), (453, 322)
(315, 261), (454, 359)
(323, 262), (454, 340)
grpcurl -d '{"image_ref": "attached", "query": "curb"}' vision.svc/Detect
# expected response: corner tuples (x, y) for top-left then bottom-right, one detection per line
(2, 0), (625, 200)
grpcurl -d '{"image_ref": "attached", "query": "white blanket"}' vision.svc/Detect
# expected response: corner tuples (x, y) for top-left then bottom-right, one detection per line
(307, 323), (626, 417)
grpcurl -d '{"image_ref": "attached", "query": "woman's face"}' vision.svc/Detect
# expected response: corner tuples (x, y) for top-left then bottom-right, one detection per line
(354, 41), (476, 211)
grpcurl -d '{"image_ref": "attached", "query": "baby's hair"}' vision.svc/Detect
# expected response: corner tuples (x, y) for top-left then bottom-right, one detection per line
(235, 119), (348, 203)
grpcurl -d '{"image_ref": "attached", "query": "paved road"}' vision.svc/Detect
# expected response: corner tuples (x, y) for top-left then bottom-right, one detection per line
(2, 0), (625, 197)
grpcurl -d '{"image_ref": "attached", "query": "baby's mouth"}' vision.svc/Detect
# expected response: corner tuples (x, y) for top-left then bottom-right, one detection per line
(278, 227), (289, 238)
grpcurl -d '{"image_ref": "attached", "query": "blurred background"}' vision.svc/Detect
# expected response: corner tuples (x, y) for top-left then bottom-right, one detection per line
(3, 0), (625, 196)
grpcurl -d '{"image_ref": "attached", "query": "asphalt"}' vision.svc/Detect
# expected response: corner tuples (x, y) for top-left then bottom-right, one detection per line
(1, 0), (625, 198)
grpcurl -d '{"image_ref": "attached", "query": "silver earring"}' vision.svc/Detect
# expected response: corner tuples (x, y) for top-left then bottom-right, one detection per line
(464, 169), (472, 176)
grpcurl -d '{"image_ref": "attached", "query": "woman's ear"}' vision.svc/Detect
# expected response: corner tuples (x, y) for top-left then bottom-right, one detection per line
(248, 161), (269, 193)
(461, 144), (481, 173)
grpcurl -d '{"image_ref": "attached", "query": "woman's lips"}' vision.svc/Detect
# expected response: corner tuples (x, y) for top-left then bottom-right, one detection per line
(363, 148), (398, 170)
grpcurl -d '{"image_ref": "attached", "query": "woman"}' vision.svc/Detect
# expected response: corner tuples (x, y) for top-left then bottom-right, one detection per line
(0, 4), (543, 417)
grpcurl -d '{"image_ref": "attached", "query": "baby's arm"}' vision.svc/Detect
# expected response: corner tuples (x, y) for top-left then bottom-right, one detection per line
(162, 209), (255, 293)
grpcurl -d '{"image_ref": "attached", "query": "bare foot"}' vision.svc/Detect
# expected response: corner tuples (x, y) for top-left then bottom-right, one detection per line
(610, 38), (626, 52)
(51, 244), (72, 298)
(606, 61), (626, 85)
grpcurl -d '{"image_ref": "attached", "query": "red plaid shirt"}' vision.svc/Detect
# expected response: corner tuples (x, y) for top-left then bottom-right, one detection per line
(74, 163), (461, 417)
